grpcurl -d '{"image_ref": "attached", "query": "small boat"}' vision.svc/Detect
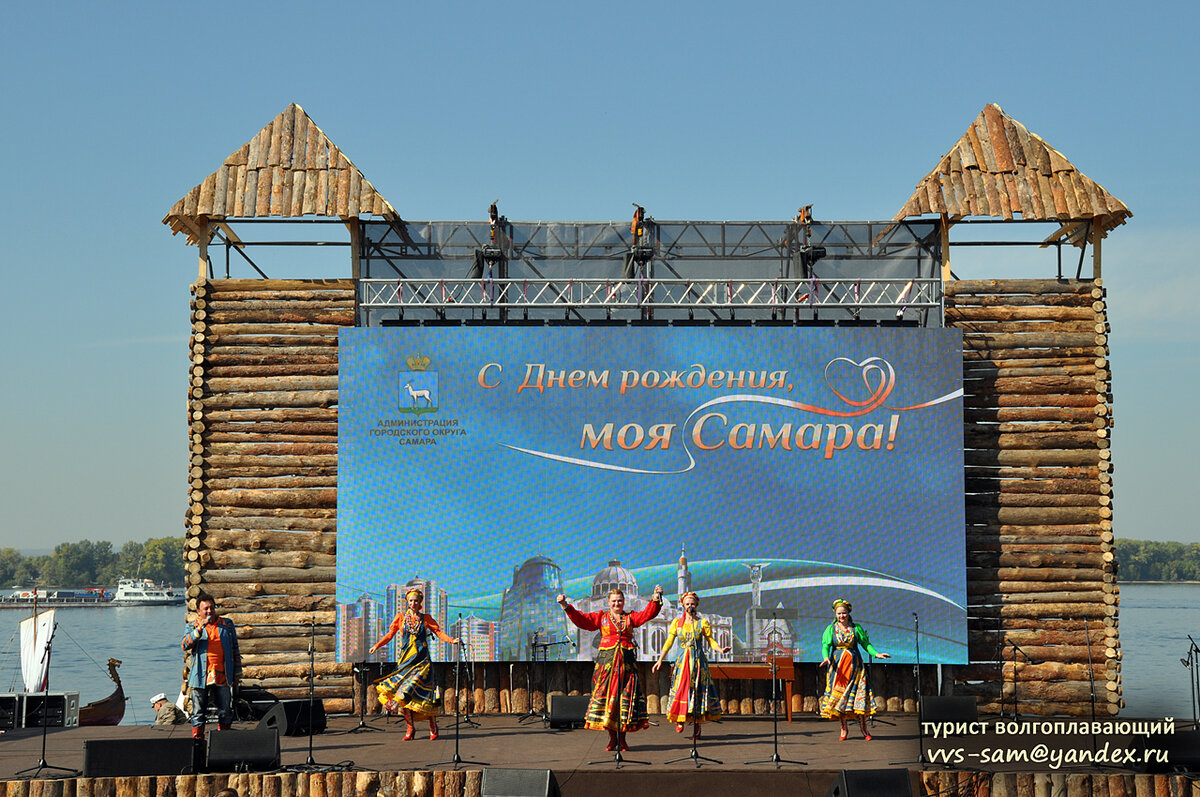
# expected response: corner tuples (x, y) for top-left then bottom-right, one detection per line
(79, 658), (126, 726)
(110, 578), (185, 606)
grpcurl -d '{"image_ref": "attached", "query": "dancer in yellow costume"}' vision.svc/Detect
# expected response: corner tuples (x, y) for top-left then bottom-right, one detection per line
(818, 599), (889, 740)
(370, 587), (460, 741)
(652, 592), (730, 737)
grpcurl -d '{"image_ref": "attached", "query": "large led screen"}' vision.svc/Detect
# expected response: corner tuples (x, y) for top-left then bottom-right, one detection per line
(336, 326), (967, 665)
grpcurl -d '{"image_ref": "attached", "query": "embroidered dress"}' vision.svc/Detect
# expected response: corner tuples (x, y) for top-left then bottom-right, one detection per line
(660, 615), (722, 725)
(374, 611), (454, 718)
(563, 599), (662, 733)
(819, 622), (878, 719)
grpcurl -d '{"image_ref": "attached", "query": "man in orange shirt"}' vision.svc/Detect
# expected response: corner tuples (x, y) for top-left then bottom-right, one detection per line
(181, 592), (242, 740)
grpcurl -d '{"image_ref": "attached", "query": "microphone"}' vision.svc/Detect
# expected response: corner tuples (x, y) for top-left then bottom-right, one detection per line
(564, 634), (576, 648)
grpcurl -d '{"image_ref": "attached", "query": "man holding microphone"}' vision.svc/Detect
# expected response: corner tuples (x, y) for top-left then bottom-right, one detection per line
(181, 592), (243, 740)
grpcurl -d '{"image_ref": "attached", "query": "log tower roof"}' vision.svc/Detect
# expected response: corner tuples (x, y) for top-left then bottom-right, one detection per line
(163, 102), (398, 245)
(894, 103), (1132, 245)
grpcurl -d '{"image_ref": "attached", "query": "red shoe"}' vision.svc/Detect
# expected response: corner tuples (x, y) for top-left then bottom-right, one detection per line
(675, 723), (684, 733)
(191, 726), (204, 740)
(428, 719), (439, 741)
(403, 723), (415, 741)
(863, 733), (872, 741)
(839, 728), (847, 741)
(605, 730), (618, 751)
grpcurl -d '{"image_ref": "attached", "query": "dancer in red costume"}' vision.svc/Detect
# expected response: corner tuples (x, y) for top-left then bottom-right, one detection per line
(558, 584), (663, 751)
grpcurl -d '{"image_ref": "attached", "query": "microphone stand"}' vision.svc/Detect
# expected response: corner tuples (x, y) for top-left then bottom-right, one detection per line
(1004, 642), (1037, 721)
(341, 660), (385, 734)
(279, 620), (354, 773)
(15, 620), (79, 779)
(455, 622), (481, 730)
(745, 615), (805, 767)
(667, 611), (722, 767)
(432, 632), (488, 770)
(517, 631), (546, 725)
(1183, 636), (1200, 730)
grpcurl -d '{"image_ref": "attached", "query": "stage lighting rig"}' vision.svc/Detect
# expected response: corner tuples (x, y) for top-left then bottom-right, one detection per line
(625, 204), (655, 277)
(790, 204), (825, 277)
(473, 200), (510, 279)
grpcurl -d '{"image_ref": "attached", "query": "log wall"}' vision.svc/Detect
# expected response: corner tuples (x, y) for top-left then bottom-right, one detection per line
(946, 278), (1119, 715)
(186, 277), (1119, 717)
(1, 770), (1194, 797)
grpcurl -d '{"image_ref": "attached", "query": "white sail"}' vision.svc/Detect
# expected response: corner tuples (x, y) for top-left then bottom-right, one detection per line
(19, 609), (56, 692)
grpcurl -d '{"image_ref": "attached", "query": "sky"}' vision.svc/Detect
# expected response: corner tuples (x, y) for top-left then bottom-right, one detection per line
(1, 0), (1197, 552)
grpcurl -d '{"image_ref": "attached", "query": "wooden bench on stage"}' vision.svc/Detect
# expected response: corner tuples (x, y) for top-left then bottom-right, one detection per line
(709, 658), (796, 722)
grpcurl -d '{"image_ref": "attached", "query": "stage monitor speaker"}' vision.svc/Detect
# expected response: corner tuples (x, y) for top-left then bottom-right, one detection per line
(256, 699), (326, 736)
(22, 692), (80, 728)
(1141, 729), (1200, 774)
(919, 696), (979, 724)
(83, 737), (197, 777)
(827, 769), (914, 797)
(547, 694), (588, 729)
(206, 728), (280, 772)
(481, 768), (560, 797)
(0, 694), (20, 731)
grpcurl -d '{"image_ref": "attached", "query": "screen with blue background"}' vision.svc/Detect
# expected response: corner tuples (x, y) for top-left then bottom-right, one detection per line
(336, 326), (967, 664)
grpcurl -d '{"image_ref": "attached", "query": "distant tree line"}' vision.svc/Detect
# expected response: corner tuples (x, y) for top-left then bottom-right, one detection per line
(0, 537), (184, 589)
(1115, 539), (1200, 582)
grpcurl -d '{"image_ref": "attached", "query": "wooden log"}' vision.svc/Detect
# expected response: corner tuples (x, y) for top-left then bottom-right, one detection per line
(964, 431), (1106, 450)
(203, 442), (339, 457)
(198, 465), (338, 478)
(197, 392), (339, 410)
(965, 398), (1104, 415)
(205, 420), (339, 436)
(213, 595), (336, 613)
(202, 454), (339, 469)
(202, 549), (337, 569)
(964, 479), (1104, 495)
(199, 582), (335, 600)
(200, 567), (336, 584)
(204, 488), (337, 509)
(201, 278), (354, 294)
(946, 279), (1098, 295)
(966, 493), (1103, 508)
(204, 376), (340, 394)
(946, 292), (1095, 308)
(947, 306), (1098, 321)
(965, 407), (1102, 422)
(204, 309), (353, 325)
(961, 332), (1105, 349)
(202, 476), (339, 489)
(967, 603), (1113, 619)
(964, 466), (1101, 481)
(205, 363), (340, 378)
(201, 516), (336, 532)
(966, 507), (1103, 525)
(965, 450), (1102, 468)
(198, 351), (339, 366)
(203, 303), (353, 315)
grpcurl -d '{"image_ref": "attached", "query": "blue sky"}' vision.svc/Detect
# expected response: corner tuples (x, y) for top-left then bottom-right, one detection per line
(1, 1), (1196, 551)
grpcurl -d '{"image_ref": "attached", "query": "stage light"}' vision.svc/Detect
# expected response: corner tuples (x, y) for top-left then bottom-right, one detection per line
(799, 244), (826, 269)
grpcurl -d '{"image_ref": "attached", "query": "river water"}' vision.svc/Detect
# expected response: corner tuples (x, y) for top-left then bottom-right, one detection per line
(1, 584), (1196, 724)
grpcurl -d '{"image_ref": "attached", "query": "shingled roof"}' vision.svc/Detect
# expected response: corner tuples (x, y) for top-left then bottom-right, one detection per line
(163, 103), (399, 245)
(894, 104), (1131, 243)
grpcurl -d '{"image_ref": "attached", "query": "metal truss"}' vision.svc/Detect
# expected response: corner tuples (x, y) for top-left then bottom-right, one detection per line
(359, 277), (941, 312)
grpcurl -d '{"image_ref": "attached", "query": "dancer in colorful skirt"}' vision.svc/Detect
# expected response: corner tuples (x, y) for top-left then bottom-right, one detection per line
(652, 592), (730, 738)
(818, 598), (889, 740)
(369, 587), (460, 741)
(558, 584), (663, 752)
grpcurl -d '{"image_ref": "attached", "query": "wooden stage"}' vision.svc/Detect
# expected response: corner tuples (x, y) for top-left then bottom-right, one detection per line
(0, 714), (1194, 797)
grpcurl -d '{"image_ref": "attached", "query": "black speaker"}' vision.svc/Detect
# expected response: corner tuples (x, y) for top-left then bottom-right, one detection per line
(481, 768), (560, 797)
(1141, 729), (1200, 774)
(918, 696), (978, 724)
(256, 699), (326, 736)
(0, 694), (19, 731)
(827, 769), (913, 797)
(547, 694), (588, 729)
(83, 737), (196, 777)
(23, 692), (79, 727)
(206, 728), (280, 772)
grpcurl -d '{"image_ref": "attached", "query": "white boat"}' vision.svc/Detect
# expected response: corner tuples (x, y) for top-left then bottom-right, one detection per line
(110, 578), (185, 606)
